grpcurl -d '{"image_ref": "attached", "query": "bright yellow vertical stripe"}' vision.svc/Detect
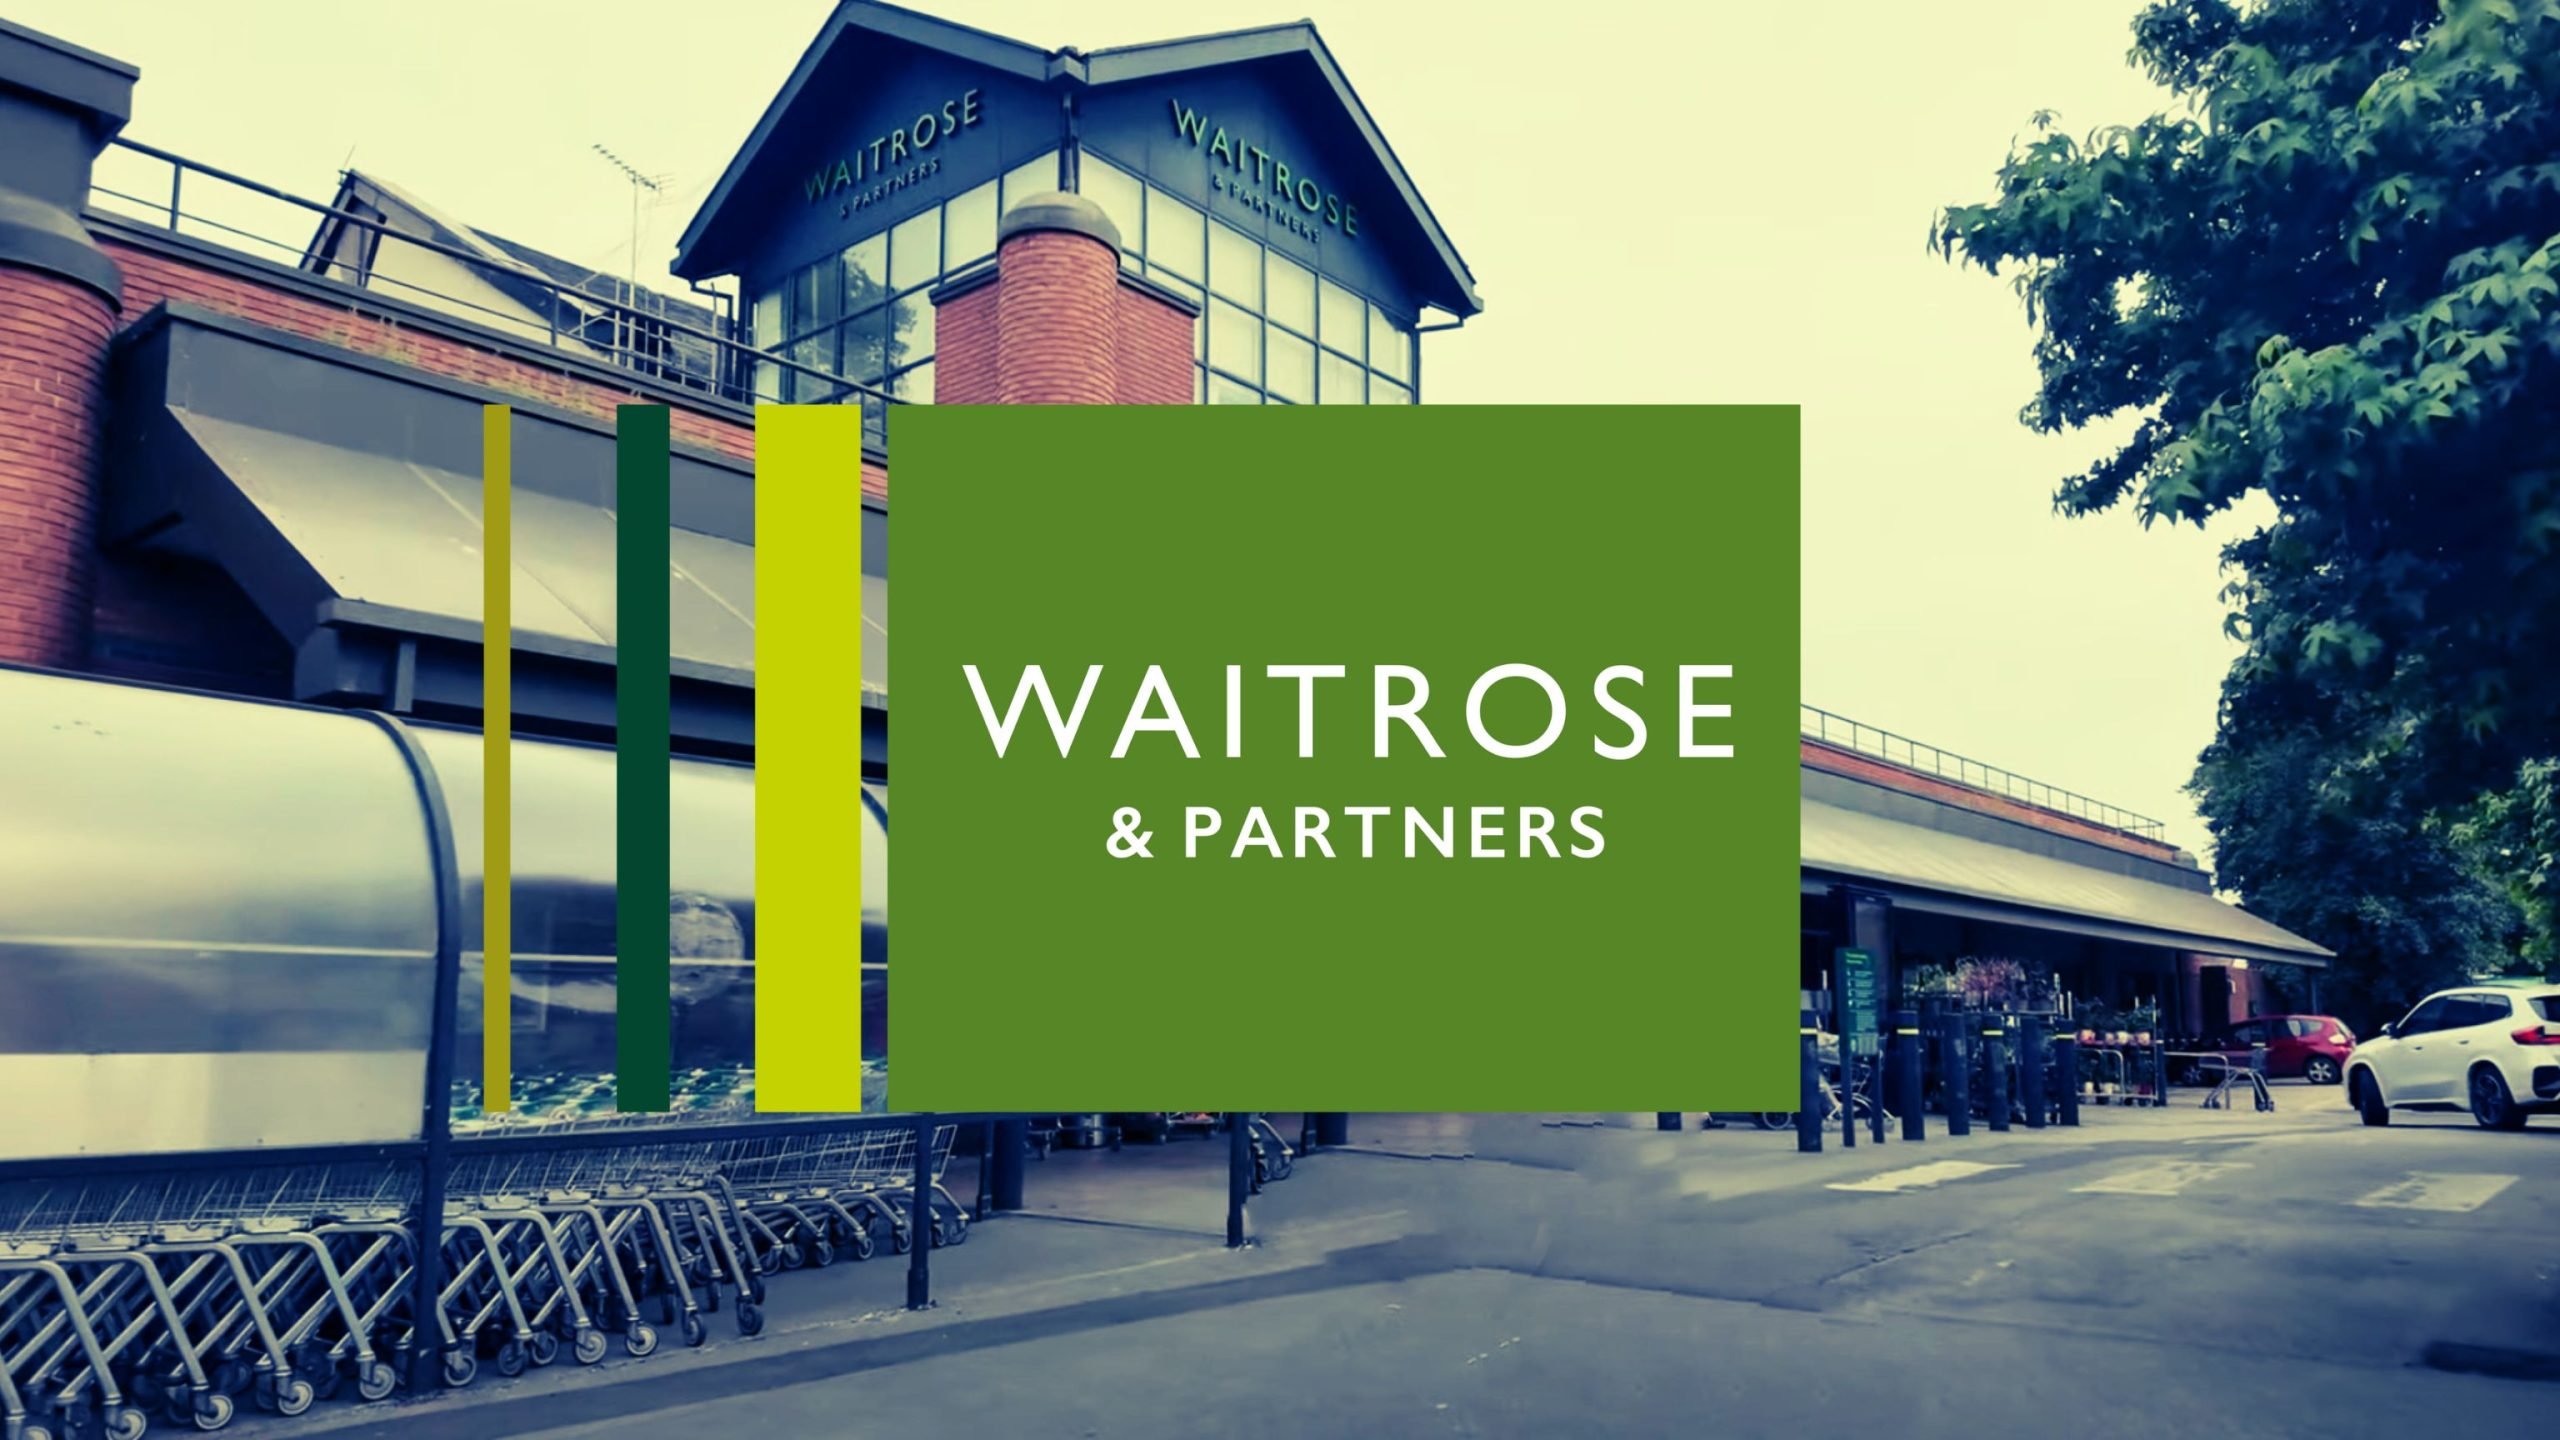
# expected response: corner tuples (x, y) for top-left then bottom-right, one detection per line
(755, 406), (867, 1112)
(482, 405), (512, 1113)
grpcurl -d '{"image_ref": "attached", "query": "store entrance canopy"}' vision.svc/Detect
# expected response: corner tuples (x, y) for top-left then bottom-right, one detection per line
(1800, 797), (2331, 967)
(105, 303), (886, 762)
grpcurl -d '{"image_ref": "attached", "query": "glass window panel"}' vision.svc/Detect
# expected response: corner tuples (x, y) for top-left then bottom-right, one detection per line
(790, 259), (841, 338)
(1146, 187), (1203, 281)
(1081, 156), (1144, 268)
(943, 180), (998, 270)
(893, 362), (935, 404)
(1373, 377), (1412, 405)
(839, 234), (889, 311)
(1266, 253), (1314, 334)
(1208, 298), (1258, 385)
(1318, 278), (1363, 359)
(1368, 305), (1411, 383)
(889, 209), (941, 292)
(889, 290), (935, 372)
(1002, 151), (1058, 213)
(751, 286), (784, 347)
(1319, 350), (1364, 404)
(840, 307), (889, 384)
(1208, 373), (1261, 405)
(1265, 325), (1313, 404)
(786, 328), (834, 402)
(1208, 223), (1261, 310)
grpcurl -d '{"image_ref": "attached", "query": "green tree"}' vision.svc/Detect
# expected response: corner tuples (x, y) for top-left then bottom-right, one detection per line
(1936, 0), (2560, 1000)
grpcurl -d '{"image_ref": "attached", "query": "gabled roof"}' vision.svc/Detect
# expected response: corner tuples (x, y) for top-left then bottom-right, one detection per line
(672, 0), (1480, 315)
(1080, 23), (1479, 314)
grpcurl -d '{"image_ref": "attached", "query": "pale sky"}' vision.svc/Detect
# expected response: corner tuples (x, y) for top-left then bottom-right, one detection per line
(35, 0), (2268, 861)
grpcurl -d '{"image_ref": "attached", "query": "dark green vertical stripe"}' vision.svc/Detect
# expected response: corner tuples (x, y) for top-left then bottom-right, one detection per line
(616, 405), (672, 1112)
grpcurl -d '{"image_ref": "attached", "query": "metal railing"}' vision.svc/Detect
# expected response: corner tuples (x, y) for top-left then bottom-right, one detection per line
(87, 138), (898, 441)
(1800, 704), (2169, 839)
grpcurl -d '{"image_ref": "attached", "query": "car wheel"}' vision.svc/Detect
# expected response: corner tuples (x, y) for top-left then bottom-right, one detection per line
(2351, 1070), (2390, 1126)
(2469, 1066), (2527, 1131)
(2304, 1055), (2341, 1086)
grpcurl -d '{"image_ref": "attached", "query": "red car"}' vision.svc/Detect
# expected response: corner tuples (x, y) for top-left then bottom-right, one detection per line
(2182, 1015), (2357, 1085)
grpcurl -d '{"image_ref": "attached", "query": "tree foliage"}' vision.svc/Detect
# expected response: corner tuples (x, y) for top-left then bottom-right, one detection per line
(1937, 0), (2560, 1004)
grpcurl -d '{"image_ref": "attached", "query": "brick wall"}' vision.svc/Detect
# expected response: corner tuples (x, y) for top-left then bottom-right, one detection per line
(935, 235), (1198, 409)
(97, 232), (890, 502)
(0, 267), (114, 666)
(993, 230), (1119, 405)
(1801, 739), (2183, 863)
(1113, 283), (1196, 405)
(934, 281), (1001, 406)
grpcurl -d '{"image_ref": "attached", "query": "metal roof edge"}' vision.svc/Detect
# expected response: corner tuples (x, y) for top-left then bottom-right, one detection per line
(674, 0), (1054, 278)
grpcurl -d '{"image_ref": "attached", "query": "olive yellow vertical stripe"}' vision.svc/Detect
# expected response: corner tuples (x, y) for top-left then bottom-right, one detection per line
(482, 405), (512, 1113)
(755, 406), (867, 1111)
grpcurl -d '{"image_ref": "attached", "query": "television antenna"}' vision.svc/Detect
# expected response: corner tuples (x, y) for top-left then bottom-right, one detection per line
(591, 143), (669, 302)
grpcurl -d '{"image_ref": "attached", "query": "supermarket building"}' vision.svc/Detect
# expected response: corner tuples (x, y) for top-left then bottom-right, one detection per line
(0, 2), (2323, 1151)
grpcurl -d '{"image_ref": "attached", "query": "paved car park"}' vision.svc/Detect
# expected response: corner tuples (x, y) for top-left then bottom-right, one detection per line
(251, 1095), (2560, 1439)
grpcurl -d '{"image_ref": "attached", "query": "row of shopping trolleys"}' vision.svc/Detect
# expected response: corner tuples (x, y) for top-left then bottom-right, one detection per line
(0, 1120), (967, 1440)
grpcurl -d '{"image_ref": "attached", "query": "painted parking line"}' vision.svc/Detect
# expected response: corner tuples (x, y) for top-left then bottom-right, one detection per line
(1826, 1160), (2020, 1194)
(2350, 1172), (2519, 1213)
(2071, 1160), (2252, 1196)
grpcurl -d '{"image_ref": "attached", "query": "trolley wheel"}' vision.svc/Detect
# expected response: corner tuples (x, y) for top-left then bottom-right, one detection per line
(130, 1370), (168, 1409)
(192, 1392), (234, 1432)
(886, 1222), (911, 1256)
(214, 1360), (251, 1398)
(775, 1241), (803, 1272)
(623, 1322), (659, 1359)
(574, 1328), (609, 1366)
(107, 1407), (149, 1440)
(679, 1311), (707, 1348)
(846, 1229), (876, 1263)
(493, 1339), (529, 1379)
(525, 1331), (559, 1369)
(808, 1239), (834, 1268)
(441, 1350), (477, 1389)
(272, 1378), (314, 1419)
(23, 1423), (56, 1440)
(734, 1299), (763, 1338)
(356, 1360), (398, 1403)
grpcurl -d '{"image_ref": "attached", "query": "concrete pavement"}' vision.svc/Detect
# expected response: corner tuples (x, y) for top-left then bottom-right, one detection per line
(275, 1096), (2560, 1438)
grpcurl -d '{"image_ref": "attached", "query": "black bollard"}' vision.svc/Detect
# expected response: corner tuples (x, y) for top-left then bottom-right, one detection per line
(1893, 1010), (1926, 1141)
(2054, 1036), (2080, 1127)
(907, 1112), (933, 1309)
(1227, 1112), (1251, 1248)
(2020, 1014), (2048, 1129)
(1983, 1021), (2011, 1131)
(1657, 1112), (1683, 1132)
(1943, 1017), (1971, 1137)
(1316, 1113), (1349, 1147)
(991, 1118), (1027, 1210)
(1797, 1012), (1823, 1153)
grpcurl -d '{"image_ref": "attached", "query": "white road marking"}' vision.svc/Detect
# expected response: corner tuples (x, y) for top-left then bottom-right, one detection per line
(1826, 1160), (2019, 1193)
(2351, 1172), (2519, 1213)
(2072, 1160), (2252, 1196)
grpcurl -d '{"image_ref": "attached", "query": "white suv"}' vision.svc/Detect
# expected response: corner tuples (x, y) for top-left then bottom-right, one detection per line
(2344, 985), (2560, 1129)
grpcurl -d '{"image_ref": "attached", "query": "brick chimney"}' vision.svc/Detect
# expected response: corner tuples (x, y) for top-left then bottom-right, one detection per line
(932, 190), (1197, 407)
(0, 20), (131, 668)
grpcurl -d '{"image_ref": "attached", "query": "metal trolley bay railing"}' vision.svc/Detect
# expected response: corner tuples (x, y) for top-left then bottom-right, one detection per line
(0, 1110), (978, 1440)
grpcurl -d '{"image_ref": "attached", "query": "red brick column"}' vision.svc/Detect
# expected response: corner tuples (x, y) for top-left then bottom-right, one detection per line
(932, 191), (1197, 410)
(995, 227), (1117, 405)
(0, 270), (114, 666)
